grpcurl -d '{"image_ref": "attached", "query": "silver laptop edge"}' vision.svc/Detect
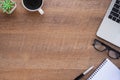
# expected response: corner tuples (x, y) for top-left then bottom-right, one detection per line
(97, 0), (120, 47)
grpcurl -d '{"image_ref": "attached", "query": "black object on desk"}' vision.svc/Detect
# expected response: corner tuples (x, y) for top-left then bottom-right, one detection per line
(74, 66), (94, 80)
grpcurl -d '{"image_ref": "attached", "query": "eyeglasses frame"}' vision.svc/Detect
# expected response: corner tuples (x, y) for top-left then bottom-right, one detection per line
(93, 39), (120, 59)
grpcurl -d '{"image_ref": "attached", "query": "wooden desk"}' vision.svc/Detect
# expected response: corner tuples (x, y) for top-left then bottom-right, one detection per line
(0, 0), (120, 80)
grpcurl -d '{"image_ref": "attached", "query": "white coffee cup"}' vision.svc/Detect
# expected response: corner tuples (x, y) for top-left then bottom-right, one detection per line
(22, 0), (44, 15)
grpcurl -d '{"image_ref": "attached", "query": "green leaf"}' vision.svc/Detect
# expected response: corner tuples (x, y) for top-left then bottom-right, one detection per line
(3, 8), (7, 12)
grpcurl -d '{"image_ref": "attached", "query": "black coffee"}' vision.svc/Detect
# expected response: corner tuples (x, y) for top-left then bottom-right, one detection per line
(23, 0), (42, 10)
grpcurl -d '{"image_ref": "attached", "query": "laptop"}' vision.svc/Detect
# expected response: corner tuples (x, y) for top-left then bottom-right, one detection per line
(96, 0), (120, 47)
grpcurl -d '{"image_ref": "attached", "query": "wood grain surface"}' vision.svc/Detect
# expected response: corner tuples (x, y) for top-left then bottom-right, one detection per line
(0, 0), (120, 80)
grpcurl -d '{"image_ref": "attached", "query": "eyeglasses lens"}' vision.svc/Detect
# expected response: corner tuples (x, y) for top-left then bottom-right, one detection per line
(108, 50), (120, 59)
(94, 41), (106, 51)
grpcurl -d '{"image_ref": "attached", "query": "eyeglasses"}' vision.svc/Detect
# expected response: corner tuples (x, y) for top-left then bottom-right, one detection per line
(93, 39), (120, 59)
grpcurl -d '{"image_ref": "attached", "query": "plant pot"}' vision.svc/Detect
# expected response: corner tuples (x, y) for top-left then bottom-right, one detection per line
(0, 0), (17, 14)
(6, 0), (17, 14)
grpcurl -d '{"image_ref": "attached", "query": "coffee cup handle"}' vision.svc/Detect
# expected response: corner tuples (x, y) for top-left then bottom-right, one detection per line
(38, 8), (44, 15)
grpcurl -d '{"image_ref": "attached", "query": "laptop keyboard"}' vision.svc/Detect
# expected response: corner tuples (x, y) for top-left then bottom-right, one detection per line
(108, 0), (120, 23)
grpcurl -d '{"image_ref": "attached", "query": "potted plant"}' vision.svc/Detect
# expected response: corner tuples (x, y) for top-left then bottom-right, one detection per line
(0, 0), (17, 14)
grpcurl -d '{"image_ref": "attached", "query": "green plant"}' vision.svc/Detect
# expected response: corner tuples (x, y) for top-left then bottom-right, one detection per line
(0, 0), (15, 14)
